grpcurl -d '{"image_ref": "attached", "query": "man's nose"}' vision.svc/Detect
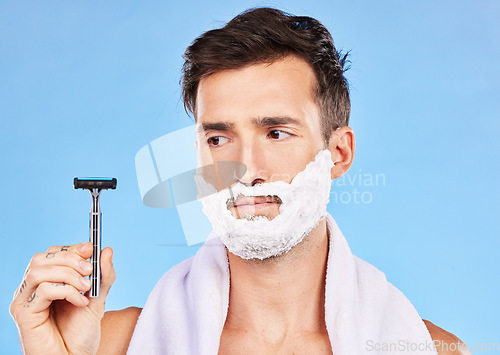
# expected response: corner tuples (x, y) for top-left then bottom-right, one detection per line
(235, 143), (269, 186)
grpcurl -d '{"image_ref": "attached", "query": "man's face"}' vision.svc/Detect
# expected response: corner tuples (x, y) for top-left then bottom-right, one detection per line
(196, 55), (327, 221)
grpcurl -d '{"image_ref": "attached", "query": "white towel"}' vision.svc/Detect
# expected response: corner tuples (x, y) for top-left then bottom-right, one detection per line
(127, 213), (436, 354)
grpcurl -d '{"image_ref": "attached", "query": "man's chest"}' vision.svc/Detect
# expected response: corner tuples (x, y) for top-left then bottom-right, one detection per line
(218, 330), (333, 354)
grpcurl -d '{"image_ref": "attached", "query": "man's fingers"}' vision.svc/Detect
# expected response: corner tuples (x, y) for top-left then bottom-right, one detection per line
(17, 265), (91, 303)
(46, 242), (93, 259)
(15, 246), (94, 301)
(100, 247), (116, 295)
(88, 247), (115, 312)
(26, 249), (93, 276)
(19, 282), (89, 315)
(98, 247), (116, 297)
(12, 243), (114, 322)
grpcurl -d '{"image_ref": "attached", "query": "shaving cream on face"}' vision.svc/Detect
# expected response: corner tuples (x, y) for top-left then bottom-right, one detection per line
(195, 149), (334, 260)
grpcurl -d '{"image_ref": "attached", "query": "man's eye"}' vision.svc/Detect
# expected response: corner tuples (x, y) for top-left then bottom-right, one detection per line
(207, 136), (229, 146)
(268, 130), (292, 140)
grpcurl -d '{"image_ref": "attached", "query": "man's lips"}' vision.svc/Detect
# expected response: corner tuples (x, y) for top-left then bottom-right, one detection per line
(226, 195), (282, 210)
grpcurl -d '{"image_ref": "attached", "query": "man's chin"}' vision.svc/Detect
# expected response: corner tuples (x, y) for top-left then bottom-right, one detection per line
(227, 244), (289, 262)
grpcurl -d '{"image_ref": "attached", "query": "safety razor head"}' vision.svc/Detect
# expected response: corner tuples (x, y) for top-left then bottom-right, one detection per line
(74, 177), (117, 190)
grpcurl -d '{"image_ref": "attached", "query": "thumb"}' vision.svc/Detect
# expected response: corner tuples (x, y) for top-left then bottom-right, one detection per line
(88, 247), (116, 313)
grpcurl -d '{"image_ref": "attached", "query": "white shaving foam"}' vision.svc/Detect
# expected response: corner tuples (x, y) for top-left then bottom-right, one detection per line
(195, 149), (334, 260)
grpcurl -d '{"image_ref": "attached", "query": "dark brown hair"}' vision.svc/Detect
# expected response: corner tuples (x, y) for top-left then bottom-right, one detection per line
(181, 7), (350, 145)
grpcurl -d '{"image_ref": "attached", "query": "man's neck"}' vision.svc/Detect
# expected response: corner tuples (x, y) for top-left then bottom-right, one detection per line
(223, 218), (330, 344)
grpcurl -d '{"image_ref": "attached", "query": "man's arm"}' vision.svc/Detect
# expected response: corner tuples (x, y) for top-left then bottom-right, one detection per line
(97, 307), (142, 354)
(423, 319), (471, 355)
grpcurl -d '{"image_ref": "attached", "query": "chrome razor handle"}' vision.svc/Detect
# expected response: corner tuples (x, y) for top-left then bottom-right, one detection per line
(89, 190), (102, 298)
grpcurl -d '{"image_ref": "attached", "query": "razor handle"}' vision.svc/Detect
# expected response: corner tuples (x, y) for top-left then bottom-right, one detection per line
(89, 191), (101, 298)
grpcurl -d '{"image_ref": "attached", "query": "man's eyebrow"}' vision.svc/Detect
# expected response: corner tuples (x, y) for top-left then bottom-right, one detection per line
(252, 116), (303, 127)
(197, 117), (302, 134)
(197, 121), (235, 133)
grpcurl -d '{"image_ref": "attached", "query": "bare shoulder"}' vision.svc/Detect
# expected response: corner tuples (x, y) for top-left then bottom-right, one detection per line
(423, 319), (471, 355)
(97, 307), (143, 355)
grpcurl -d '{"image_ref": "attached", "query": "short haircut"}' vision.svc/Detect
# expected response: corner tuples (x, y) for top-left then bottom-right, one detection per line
(181, 7), (350, 145)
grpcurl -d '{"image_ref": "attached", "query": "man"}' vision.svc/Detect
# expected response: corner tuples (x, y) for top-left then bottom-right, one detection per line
(11, 7), (468, 354)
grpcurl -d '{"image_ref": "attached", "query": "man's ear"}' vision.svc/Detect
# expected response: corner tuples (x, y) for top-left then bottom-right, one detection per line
(328, 126), (355, 180)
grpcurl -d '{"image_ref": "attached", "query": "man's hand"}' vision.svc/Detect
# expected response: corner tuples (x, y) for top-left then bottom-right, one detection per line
(9, 242), (116, 355)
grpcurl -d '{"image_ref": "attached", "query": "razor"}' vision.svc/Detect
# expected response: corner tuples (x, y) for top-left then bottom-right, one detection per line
(74, 177), (117, 298)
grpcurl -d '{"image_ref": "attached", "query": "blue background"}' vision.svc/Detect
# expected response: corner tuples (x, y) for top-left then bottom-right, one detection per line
(1, 0), (499, 353)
